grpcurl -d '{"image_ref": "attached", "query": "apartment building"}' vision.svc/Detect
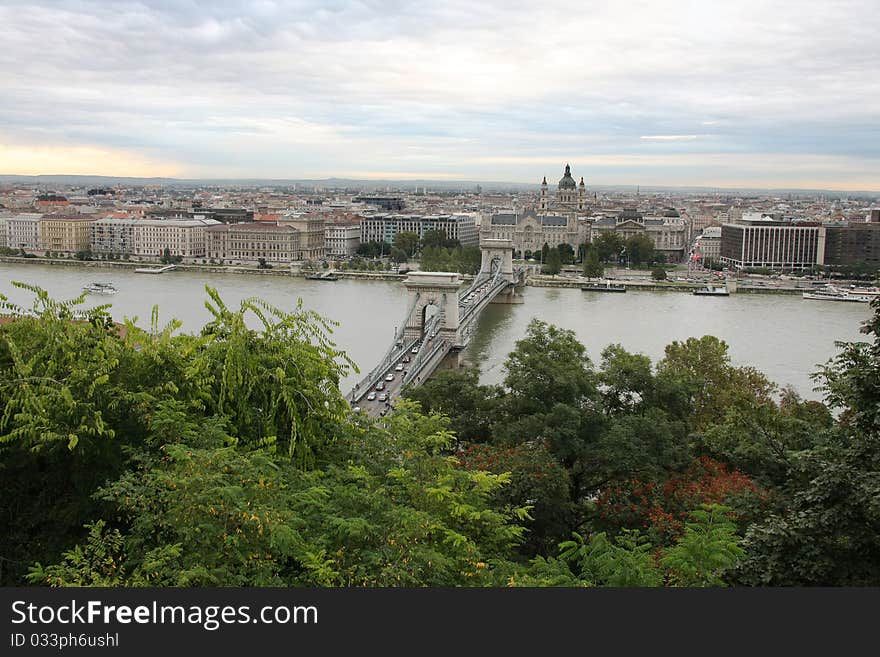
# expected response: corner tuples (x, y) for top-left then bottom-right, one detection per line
(205, 223), (299, 263)
(720, 221), (821, 270)
(40, 214), (95, 253)
(325, 224), (361, 257)
(91, 217), (136, 256)
(5, 213), (43, 252)
(131, 217), (220, 259)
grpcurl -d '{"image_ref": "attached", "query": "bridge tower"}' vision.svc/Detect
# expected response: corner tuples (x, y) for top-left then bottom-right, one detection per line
(479, 238), (515, 283)
(402, 272), (462, 343)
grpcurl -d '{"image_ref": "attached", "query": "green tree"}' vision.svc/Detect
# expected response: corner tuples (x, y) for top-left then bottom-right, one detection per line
(582, 248), (604, 279)
(593, 232), (624, 263)
(660, 505), (745, 586)
(557, 243), (575, 265)
(651, 266), (667, 281)
(393, 231), (420, 258)
(625, 233), (654, 267)
(543, 248), (562, 275)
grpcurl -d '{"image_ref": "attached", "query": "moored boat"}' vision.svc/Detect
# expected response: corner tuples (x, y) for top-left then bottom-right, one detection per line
(803, 285), (871, 303)
(693, 285), (729, 296)
(581, 280), (626, 293)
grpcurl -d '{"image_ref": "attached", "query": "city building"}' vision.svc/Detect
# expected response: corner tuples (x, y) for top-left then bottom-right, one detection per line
(277, 213), (326, 260)
(360, 213), (479, 247)
(353, 196), (405, 211)
(482, 209), (585, 254)
(205, 223), (299, 264)
(5, 213), (43, 252)
(694, 226), (722, 263)
(590, 209), (689, 261)
(325, 224), (361, 258)
(131, 217), (220, 260)
(39, 214), (95, 254)
(538, 164), (589, 213)
(822, 221), (880, 268)
(91, 217), (136, 256)
(720, 220), (821, 270)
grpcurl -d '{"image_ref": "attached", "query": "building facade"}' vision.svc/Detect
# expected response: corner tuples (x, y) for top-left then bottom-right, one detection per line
(205, 223), (299, 263)
(40, 214), (95, 253)
(822, 222), (880, 268)
(482, 209), (585, 254)
(589, 209), (689, 261)
(325, 224), (361, 257)
(720, 221), (821, 270)
(131, 217), (220, 259)
(277, 214), (325, 260)
(6, 213), (43, 252)
(360, 214), (479, 247)
(91, 217), (136, 255)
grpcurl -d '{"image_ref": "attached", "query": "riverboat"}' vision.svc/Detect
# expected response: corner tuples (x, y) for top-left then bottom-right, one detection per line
(802, 286), (871, 303)
(83, 282), (118, 295)
(581, 280), (626, 293)
(693, 285), (729, 296)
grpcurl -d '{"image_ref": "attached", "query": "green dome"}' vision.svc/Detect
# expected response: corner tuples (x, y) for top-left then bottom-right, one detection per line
(558, 164), (576, 190)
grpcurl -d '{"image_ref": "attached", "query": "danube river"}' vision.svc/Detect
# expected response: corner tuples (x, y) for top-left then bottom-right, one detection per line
(0, 263), (871, 400)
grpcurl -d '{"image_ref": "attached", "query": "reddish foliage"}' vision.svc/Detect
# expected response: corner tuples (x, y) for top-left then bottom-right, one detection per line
(596, 457), (762, 543)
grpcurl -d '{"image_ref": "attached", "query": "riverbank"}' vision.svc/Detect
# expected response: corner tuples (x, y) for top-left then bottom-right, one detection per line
(0, 256), (827, 295)
(526, 274), (806, 295)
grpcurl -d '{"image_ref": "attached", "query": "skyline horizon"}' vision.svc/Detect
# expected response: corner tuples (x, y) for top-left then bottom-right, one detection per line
(2, 2), (878, 191)
(1, 171), (878, 196)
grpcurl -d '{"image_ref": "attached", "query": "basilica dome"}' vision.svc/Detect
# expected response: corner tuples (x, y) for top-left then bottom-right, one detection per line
(558, 163), (576, 190)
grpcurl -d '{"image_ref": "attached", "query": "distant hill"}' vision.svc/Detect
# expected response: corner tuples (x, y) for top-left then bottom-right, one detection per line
(0, 174), (876, 198)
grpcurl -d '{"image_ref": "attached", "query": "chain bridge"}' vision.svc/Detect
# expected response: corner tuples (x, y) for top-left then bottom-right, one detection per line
(349, 239), (524, 416)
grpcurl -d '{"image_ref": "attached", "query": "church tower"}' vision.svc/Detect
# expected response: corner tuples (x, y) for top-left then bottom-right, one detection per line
(557, 163), (577, 206)
(578, 176), (586, 211)
(539, 176), (548, 211)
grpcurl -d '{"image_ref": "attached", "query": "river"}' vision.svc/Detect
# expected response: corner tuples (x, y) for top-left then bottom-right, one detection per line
(0, 263), (871, 400)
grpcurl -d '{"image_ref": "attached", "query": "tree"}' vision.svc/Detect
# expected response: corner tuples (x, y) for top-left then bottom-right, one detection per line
(557, 243), (575, 265)
(543, 248), (562, 275)
(582, 248), (604, 279)
(651, 266), (667, 281)
(625, 233), (654, 267)
(389, 247), (409, 264)
(403, 369), (500, 442)
(593, 232), (625, 263)
(421, 229), (454, 250)
(541, 242), (550, 264)
(502, 319), (596, 417)
(393, 231), (420, 258)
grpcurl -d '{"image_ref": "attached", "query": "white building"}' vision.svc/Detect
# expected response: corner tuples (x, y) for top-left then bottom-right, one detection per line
(6, 213), (43, 252)
(325, 224), (361, 257)
(131, 217), (220, 259)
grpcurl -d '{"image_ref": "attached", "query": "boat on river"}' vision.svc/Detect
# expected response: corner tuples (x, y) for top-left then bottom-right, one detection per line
(803, 285), (871, 303)
(693, 285), (729, 296)
(83, 282), (118, 295)
(305, 271), (340, 281)
(581, 280), (626, 293)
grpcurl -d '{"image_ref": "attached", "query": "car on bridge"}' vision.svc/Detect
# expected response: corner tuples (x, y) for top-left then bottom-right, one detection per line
(375, 381), (385, 390)
(367, 392), (376, 401)
(395, 363), (404, 371)
(385, 373), (395, 381)
(411, 345), (420, 354)
(378, 392), (388, 402)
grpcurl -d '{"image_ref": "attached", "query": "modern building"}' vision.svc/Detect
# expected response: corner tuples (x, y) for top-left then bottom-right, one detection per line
(277, 214), (325, 260)
(91, 217), (136, 256)
(720, 221), (821, 270)
(205, 223), (299, 264)
(39, 214), (95, 254)
(353, 196), (405, 211)
(482, 209), (585, 254)
(823, 222), (880, 268)
(325, 224), (361, 258)
(360, 213), (479, 247)
(5, 213), (43, 252)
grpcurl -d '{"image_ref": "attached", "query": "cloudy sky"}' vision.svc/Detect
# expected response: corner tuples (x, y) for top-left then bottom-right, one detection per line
(1, 0), (878, 189)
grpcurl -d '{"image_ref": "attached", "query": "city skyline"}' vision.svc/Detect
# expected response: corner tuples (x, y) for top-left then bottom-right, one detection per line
(1, 1), (879, 190)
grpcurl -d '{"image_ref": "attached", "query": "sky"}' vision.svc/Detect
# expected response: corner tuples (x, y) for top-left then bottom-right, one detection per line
(1, 0), (879, 189)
